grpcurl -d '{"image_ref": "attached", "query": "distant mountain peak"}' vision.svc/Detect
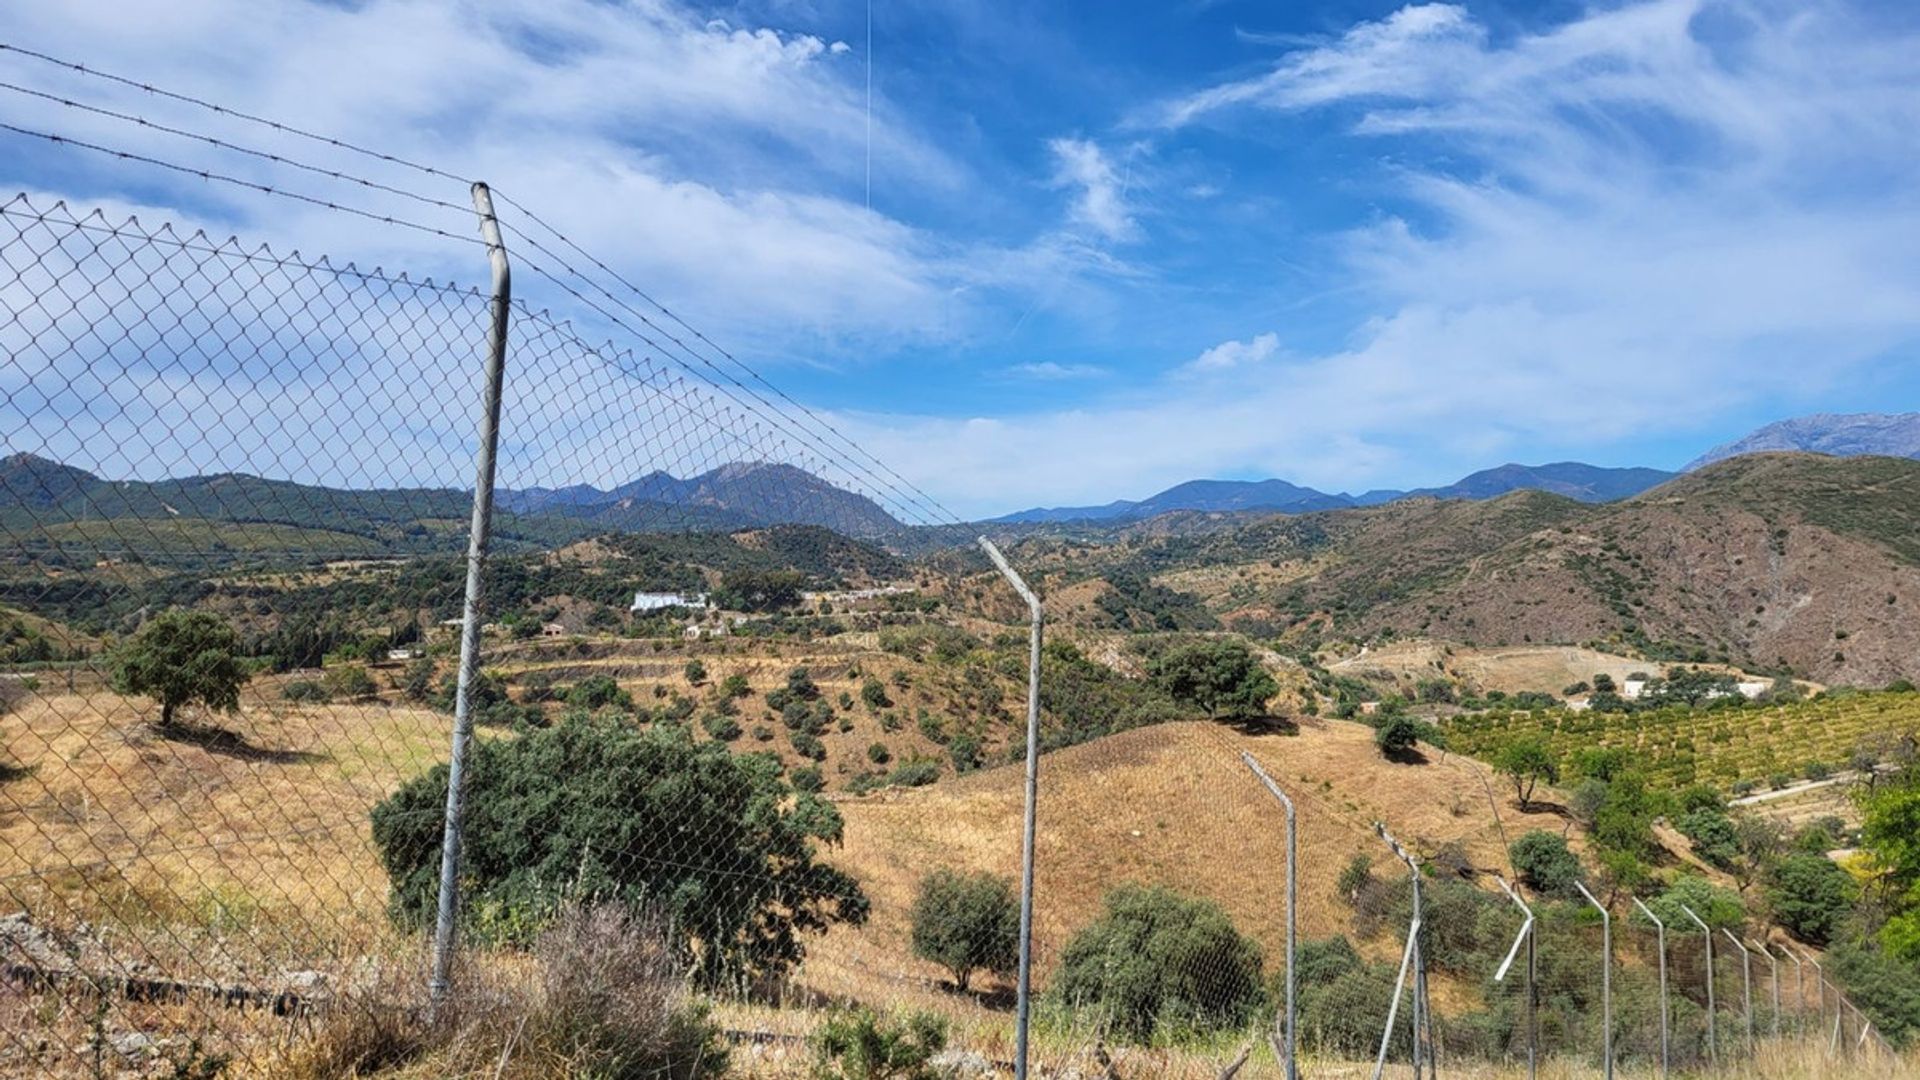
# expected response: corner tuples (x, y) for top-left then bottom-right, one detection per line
(1686, 412), (1920, 471)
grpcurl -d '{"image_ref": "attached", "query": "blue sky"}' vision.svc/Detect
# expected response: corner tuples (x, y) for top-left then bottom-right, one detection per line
(2, 0), (1919, 518)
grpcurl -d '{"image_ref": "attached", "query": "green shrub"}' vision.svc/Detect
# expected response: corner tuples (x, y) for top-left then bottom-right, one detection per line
(1767, 854), (1856, 945)
(1051, 884), (1264, 1043)
(1509, 830), (1580, 897)
(1146, 639), (1276, 719)
(566, 674), (632, 712)
(323, 664), (377, 700)
(888, 758), (940, 787)
(1374, 713), (1420, 758)
(861, 678), (891, 710)
(683, 659), (707, 686)
(809, 1008), (947, 1079)
(908, 869), (1018, 991)
(370, 716), (867, 983)
(282, 679), (329, 703)
(700, 712), (742, 742)
(866, 742), (891, 765)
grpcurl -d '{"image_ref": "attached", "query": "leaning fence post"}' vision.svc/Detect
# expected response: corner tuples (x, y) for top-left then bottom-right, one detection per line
(1720, 930), (1753, 1052)
(1631, 897), (1669, 1080)
(1573, 882), (1611, 1080)
(1678, 904), (1715, 1066)
(1241, 753), (1298, 1080)
(428, 181), (512, 1013)
(977, 537), (1042, 1080)
(1494, 877), (1537, 1080)
(1374, 824), (1432, 1080)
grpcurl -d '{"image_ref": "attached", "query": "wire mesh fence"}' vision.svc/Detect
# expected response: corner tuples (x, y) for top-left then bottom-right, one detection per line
(1, 41), (1913, 1080)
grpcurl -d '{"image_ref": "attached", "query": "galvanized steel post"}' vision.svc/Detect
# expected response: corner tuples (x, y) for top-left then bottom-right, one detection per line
(1242, 753), (1298, 1080)
(1721, 930), (1753, 1051)
(1632, 897), (1669, 1080)
(1679, 904), (1715, 1066)
(1574, 881), (1612, 1080)
(1751, 940), (1779, 1039)
(429, 181), (512, 1012)
(978, 537), (1042, 1080)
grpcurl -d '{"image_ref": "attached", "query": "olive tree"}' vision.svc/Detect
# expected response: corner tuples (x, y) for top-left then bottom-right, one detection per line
(908, 868), (1019, 992)
(110, 609), (250, 730)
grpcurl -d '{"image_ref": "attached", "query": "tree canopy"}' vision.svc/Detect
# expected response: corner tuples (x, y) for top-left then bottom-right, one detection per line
(1146, 639), (1277, 719)
(109, 609), (250, 729)
(1051, 884), (1264, 1042)
(370, 716), (867, 984)
(908, 869), (1019, 992)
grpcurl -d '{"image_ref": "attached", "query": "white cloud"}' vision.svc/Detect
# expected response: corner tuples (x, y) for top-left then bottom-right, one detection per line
(0, 0), (1013, 351)
(1048, 137), (1138, 242)
(1182, 332), (1279, 374)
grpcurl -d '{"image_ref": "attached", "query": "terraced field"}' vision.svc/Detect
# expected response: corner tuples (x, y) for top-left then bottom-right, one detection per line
(1444, 690), (1920, 792)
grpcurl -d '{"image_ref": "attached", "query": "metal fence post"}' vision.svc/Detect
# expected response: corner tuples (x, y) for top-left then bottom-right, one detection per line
(1242, 753), (1298, 1080)
(428, 181), (512, 1012)
(1494, 877), (1537, 1080)
(977, 537), (1041, 1080)
(1751, 941), (1779, 1039)
(1631, 897), (1668, 1080)
(1679, 905), (1714, 1066)
(1374, 824), (1432, 1080)
(1721, 931), (1753, 1052)
(1783, 948), (1804, 1036)
(1806, 953), (1833, 1059)
(1573, 882), (1611, 1080)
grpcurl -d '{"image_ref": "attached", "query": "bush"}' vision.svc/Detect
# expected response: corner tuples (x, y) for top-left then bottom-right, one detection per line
(370, 716), (867, 983)
(324, 664), (377, 700)
(1641, 875), (1744, 931)
(860, 677), (892, 710)
(791, 731), (827, 761)
(948, 732), (982, 775)
(1051, 884), (1264, 1043)
(567, 674), (633, 712)
(700, 712), (742, 742)
(683, 659), (707, 686)
(283, 679), (329, 703)
(908, 869), (1019, 991)
(888, 758), (940, 787)
(809, 1008), (947, 1080)
(718, 673), (751, 700)
(1767, 853), (1856, 945)
(1375, 713), (1420, 758)
(523, 902), (729, 1079)
(1509, 830), (1580, 897)
(866, 742), (891, 765)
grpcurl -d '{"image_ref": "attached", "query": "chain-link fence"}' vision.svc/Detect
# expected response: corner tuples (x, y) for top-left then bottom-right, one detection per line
(1, 43), (1913, 1080)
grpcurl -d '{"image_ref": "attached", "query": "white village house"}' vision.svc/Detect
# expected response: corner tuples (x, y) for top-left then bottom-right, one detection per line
(630, 591), (710, 613)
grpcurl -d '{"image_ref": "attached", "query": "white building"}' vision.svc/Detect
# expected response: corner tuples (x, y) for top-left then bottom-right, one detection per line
(1622, 678), (1649, 700)
(631, 591), (709, 613)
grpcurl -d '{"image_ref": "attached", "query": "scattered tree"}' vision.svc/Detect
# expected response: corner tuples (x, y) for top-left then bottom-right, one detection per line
(1767, 853), (1856, 945)
(1146, 639), (1277, 719)
(683, 659), (708, 686)
(110, 609), (251, 730)
(908, 869), (1019, 992)
(1493, 738), (1558, 809)
(1374, 713), (1421, 759)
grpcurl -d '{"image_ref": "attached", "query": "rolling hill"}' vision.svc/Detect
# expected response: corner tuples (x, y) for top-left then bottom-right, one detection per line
(1004, 454), (1920, 685)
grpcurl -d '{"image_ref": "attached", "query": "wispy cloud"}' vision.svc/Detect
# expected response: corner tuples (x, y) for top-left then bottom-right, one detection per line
(1003, 361), (1109, 381)
(852, 0), (1920, 516)
(1048, 137), (1138, 242)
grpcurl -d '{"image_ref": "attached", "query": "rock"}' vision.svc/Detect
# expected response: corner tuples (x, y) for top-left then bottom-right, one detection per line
(932, 1048), (997, 1078)
(109, 1032), (156, 1058)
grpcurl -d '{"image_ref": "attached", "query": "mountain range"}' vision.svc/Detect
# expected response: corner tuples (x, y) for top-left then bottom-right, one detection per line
(0, 454), (902, 560)
(992, 412), (1920, 525)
